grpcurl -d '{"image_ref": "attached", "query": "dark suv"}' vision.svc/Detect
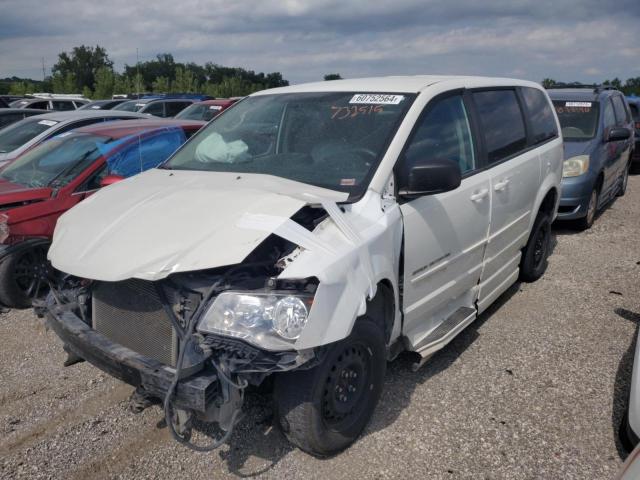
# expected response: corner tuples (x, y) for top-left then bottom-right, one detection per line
(548, 85), (634, 229)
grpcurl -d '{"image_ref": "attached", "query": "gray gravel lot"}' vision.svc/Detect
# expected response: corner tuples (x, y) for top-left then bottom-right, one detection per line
(1, 175), (640, 480)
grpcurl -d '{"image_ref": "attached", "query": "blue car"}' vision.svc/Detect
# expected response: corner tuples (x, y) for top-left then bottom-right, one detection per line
(548, 85), (634, 229)
(626, 95), (640, 171)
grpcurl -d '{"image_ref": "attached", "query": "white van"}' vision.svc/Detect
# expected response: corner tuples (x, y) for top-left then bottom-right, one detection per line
(45, 76), (563, 456)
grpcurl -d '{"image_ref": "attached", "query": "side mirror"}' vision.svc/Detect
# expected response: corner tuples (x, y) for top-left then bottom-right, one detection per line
(397, 158), (462, 199)
(606, 127), (631, 142)
(100, 174), (125, 188)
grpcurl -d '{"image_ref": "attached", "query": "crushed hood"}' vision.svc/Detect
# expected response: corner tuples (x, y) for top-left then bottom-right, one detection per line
(48, 168), (347, 281)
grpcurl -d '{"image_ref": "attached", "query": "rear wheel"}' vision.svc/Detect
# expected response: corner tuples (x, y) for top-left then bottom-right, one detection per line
(274, 318), (386, 457)
(519, 212), (551, 282)
(0, 245), (52, 309)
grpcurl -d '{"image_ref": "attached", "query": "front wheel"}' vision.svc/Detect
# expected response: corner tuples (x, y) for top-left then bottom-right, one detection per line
(520, 212), (551, 282)
(0, 244), (52, 309)
(617, 162), (630, 197)
(575, 186), (599, 231)
(274, 318), (386, 457)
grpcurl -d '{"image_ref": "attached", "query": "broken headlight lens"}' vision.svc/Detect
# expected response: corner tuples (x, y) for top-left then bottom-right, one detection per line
(197, 291), (313, 350)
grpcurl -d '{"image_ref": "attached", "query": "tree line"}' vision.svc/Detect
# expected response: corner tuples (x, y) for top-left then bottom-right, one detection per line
(541, 77), (640, 95)
(3, 46), (640, 98)
(2, 45), (289, 99)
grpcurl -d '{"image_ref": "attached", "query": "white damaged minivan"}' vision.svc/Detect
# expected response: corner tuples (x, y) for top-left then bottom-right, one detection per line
(44, 76), (563, 456)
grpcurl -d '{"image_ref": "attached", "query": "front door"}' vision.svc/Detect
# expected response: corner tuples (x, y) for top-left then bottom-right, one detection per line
(399, 92), (490, 349)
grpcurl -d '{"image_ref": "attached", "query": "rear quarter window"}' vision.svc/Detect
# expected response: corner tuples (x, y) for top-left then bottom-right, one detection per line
(521, 87), (558, 145)
(473, 89), (527, 164)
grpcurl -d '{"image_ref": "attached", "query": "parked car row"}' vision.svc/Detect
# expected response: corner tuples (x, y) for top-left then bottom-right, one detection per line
(0, 76), (635, 460)
(2, 93), (239, 121)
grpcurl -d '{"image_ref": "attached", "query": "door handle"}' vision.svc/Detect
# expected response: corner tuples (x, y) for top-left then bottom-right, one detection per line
(470, 188), (489, 202)
(494, 179), (510, 191)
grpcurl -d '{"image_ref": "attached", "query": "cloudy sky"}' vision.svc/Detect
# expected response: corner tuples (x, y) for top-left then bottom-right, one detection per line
(1, 0), (639, 85)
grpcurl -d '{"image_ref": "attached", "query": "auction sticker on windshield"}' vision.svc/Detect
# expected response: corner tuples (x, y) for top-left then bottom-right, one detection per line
(38, 120), (58, 127)
(565, 102), (592, 108)
(350, 94), (404, 105)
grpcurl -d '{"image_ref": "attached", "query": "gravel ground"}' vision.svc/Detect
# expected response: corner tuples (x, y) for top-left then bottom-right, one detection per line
(1, 175), (639, 480)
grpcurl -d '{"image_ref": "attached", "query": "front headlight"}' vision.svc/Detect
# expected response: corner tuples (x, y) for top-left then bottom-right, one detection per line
(197, 291), (313, 350)
(562, 155), (589, 177)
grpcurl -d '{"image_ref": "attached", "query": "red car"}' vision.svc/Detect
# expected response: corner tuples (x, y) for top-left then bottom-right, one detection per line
(0, 118), (204, 308)
(174, 98), (240, 121)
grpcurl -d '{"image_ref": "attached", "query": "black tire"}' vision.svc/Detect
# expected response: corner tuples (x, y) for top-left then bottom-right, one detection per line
(617, 162), (630, 197)
(575, 186), (599, 231)
(619, 410), (639, 453)
(274, 318), (386, 457)
(519, 212), (551, 283)
(0, 245), (51, 309)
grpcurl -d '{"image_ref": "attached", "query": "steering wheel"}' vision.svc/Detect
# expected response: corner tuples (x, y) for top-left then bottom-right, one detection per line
(562, 126), (585, 137)
(346, 147), (377, 161)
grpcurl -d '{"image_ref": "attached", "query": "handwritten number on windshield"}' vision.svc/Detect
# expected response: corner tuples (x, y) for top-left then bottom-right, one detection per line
(331, 105), (383, 120)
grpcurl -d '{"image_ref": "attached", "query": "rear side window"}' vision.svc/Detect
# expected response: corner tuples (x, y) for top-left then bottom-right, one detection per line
(611, 96), (629, 124)
(473, 90), (527, 163)
(521, 87), (558, 145)
(52, 100), (75, 111)
(31, 101), (49, 110)
(403, 94), (476, 174)
(143, 102), (165, 117)
(166, 101), (191, 117)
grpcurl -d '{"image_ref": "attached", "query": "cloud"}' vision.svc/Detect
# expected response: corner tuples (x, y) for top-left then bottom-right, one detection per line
(1, 0), (639, 84)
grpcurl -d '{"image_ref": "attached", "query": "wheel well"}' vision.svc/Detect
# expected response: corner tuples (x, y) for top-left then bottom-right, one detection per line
(596, 172), (605, 192)
(539, 187), (558, 217)
(361, 280), (395, 345)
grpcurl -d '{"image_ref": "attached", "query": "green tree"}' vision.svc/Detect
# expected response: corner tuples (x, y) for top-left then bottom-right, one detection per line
(324, 73), (343, 81)
(622, 77), (640, 96)
(52, 72), (77, 93)
(172, 67), (199, 93)
(113, 74), (133, 95)
(124, 53), (177, 88)
(131, 72), (145, 95)
(8, 81), (36, 95)
(152, 76), (170, 93)
(82, 85), (93, 99)
(541, 78), (556, 88)
(51, 45), (113, 92)
(93, 67), (115, 99)
(603, 78), (623, 89)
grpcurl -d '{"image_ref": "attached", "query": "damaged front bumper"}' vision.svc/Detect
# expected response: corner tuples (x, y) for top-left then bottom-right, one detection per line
(46, 304), (219, 413)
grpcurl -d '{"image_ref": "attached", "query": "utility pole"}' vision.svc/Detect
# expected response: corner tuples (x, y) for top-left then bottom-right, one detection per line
(41, 57), (46, 82)
(136, 48), (140, 97)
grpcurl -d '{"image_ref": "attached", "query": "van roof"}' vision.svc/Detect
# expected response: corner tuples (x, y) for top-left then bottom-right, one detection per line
(251, 75), (542, 96)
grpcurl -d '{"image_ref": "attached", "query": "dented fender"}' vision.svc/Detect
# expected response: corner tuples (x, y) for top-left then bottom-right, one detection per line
(238, 189), (403, 350)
